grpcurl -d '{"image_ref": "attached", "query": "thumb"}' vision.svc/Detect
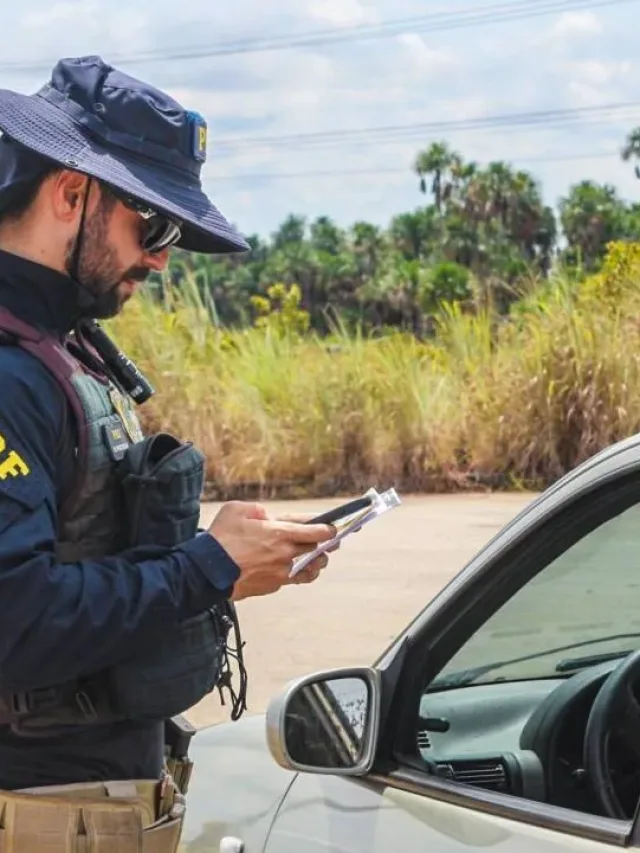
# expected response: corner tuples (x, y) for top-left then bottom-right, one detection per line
(243, 502), (268, 520)
(220, 501), (268, 521)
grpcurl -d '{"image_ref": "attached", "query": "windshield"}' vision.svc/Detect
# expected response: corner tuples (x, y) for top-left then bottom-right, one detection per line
(431, 500), (640, 687)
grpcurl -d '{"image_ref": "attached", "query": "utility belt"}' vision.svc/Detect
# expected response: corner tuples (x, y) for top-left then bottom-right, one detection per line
(0, 772), (185, 853)
(0, 716), (194, 853)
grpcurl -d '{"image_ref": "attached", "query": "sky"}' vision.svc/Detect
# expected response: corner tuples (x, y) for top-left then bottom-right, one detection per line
(0, 0), (639, 243)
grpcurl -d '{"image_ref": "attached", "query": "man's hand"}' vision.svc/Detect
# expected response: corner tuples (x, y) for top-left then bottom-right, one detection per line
(207, 502), (337, 601)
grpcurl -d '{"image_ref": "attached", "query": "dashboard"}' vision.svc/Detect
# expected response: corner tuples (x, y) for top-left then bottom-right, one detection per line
(417, 658), (640, 817)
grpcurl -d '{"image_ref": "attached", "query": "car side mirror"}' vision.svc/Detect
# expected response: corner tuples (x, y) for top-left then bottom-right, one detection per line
(265, 666), (382, 776)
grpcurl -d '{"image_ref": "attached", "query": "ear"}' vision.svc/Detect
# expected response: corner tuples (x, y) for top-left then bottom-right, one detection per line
(49, 169), (90, 222)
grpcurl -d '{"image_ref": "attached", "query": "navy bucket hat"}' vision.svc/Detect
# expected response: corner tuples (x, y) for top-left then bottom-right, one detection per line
(0, 55), (250, 255)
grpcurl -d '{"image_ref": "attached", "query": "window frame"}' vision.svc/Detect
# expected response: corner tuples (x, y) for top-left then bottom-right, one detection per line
(371, 468), (640, 847)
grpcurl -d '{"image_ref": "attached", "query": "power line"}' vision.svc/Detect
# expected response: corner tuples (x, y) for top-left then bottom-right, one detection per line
(208, 103), (640, 155)
(210, 114), (640, 157)
(111, 0), (639, 63)
(288, 110), (640, 152)
(0, 0), (634, 73)
(207, 150), (628, 183)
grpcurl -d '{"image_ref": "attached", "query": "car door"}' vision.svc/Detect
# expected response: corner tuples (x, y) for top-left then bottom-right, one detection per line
(265, 772), (617, 852)
(265, 445), (640, 851)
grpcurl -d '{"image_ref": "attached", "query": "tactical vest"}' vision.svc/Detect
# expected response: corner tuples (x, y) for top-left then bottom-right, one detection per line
(0, 308), (138, 561)
(0, 307), (245, 737)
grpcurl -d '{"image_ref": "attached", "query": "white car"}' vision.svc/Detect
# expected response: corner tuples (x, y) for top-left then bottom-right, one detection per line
(180, 432), (640, 851)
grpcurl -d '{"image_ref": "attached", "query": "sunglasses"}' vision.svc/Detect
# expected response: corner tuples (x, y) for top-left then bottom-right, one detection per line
(107, 186), (183, 254)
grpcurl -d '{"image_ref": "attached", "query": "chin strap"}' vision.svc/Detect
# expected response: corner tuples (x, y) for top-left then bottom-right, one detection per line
(69, 179), (90, 284)
(67, 177), (99, 317)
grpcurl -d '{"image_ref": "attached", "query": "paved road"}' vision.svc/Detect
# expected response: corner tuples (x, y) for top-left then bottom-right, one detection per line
(187, 492), (536, 728)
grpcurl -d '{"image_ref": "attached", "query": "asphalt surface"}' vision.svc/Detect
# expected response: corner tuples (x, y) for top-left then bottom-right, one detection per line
(188, 492), (536, 728)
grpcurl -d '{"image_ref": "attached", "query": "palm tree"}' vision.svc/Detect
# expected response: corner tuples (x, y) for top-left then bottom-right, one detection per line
(272, 214), (306, 250)
(558, 181), (627, 271)
(350, 221), (385, 279)
(621, 127), (640, 177)
(413, 141), (461, 210)
(309, 216), (344, 256)
(388, 208), (440, 260)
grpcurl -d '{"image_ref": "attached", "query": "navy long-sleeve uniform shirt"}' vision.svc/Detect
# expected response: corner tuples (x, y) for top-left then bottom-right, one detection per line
(0, 249), (240, 788)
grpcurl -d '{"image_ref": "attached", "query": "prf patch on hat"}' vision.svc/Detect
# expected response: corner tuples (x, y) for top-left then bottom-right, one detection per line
(187, 111), (208, 163)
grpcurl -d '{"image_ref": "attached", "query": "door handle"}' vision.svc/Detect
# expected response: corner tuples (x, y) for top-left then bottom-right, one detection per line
(220, 837), (245, 853)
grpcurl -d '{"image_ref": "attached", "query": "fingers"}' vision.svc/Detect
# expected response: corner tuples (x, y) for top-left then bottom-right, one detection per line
(293, 568), (320, 584)
(262, 518), (337, 545)
(211, 500), (341, 602)
(282, 535), (343, 564)
(285, 536), (342, 570)
(243, 502), (269, 521)
(219, 501), (268, 521)
(275, 512), (319, 523)
(290, 552), (329, 585)
(288, 541), (322, 559)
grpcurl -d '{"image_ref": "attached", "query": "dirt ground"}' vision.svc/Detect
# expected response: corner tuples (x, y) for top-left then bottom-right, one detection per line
(186, 492), (536, 728)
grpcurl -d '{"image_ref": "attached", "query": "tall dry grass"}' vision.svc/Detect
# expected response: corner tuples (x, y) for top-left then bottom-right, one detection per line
(106, 242), (640, 498)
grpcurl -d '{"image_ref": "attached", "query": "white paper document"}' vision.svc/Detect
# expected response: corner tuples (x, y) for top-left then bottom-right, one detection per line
(289, 487), (402, 577)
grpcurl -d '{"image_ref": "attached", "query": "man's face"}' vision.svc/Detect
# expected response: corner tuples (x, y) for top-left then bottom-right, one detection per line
(64, 182), (170, 319)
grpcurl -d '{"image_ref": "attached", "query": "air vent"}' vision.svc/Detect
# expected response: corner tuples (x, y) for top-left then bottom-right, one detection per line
(435, 758), (509, 792)
(416, 730), (431, 750)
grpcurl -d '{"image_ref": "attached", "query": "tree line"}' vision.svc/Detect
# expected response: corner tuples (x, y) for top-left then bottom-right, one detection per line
(155, 127), (640, 335)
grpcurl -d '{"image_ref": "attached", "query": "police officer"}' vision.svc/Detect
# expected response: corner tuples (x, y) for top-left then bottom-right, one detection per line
(0, 55), (336, 851)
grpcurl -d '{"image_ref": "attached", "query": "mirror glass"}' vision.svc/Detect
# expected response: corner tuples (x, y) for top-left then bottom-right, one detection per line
(283, 674), (371, 769)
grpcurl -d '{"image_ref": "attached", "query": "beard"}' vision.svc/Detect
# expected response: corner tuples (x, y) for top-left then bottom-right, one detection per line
(70, 263), (149, 320)
(64, 202), (149, 320)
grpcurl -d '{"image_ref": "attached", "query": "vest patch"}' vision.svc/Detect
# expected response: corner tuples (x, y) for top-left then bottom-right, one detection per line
(108, 386), (143, 443)
(0, 431), (30, 481)
(102, 419), (130, 462)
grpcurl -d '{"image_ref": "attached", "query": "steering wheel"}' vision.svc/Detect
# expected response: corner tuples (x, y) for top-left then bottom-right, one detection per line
(583, 649), (640, 819)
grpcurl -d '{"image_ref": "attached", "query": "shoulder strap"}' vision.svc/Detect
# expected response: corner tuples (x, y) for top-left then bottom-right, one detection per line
(0, 307), (92, 520)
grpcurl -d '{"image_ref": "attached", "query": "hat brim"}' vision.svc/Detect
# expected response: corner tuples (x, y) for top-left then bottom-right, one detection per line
(0, 88), (250, 255)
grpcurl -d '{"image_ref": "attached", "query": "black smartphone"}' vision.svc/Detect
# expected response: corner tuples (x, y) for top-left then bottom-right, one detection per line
(305, 495), (373, 526)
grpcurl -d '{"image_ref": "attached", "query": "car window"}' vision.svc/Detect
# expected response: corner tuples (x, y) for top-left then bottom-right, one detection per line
(428, 500), (640, 689)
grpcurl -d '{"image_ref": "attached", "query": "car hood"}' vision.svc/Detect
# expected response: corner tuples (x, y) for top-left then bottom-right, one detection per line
(179, 713), (296, 852)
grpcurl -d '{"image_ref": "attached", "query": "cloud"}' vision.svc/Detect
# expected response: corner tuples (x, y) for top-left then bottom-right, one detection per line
(394, 35), (456, 72)
(11, 1), (151, 66)
(307, 0), (378, 26)
(568, 59), (634, 86)
(550, 10), (602, 38)
(20, 0), (97, 29)
(552, 56), (637, 108)
(2, 0), (640, 238)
